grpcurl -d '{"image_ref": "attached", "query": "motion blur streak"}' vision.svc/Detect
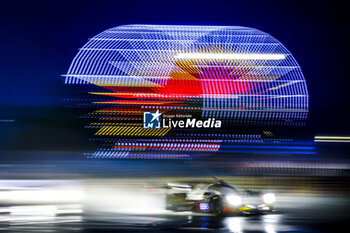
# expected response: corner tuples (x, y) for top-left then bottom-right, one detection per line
(0, 174), (349, 232)
(0, 190), (84, 203)
(174, 53), (286, 60)
(0, 180), (84, 204)
(314, 136), (350, 143)
(314, 136), (350, 139)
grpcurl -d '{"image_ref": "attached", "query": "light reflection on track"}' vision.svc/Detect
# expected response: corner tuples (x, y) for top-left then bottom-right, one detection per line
(0, 211), (346, 233)
(0, 195), (349, 232)
(0, 177), (349, 233)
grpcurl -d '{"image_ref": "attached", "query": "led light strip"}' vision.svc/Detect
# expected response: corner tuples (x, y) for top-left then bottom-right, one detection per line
(314, 136), (350, 143)
(314, 136), (350, 140)
(174, 53), (286, 60)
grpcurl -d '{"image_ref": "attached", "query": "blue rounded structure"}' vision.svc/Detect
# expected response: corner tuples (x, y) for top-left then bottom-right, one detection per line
(66, 25), (308, 126)
(65, 25), (309, 159)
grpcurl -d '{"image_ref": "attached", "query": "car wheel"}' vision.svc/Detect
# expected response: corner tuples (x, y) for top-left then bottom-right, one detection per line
(210, 196), (224, 216)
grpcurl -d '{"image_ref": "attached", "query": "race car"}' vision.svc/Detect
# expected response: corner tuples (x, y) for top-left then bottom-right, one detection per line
(165, 179), (276, 216)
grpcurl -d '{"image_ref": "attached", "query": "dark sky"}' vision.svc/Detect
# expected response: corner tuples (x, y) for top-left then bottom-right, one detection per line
(0, 0), (349, 151)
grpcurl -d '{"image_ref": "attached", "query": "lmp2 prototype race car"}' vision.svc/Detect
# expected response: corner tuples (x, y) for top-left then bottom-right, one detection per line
(165, 179), (277, 216)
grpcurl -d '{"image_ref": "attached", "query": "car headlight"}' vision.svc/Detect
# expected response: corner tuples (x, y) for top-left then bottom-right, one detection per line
(226, 195), (242, 206)
(263, 193), (276, 204)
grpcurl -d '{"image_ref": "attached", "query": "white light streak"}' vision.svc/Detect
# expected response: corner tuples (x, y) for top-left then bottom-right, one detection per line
(314, 136), (350, 140)
(314, 136), (350, 143)
(0, 190), (84, 203)
(263, 193), (276, 204)
(314, 140), (350, 143)
(174, 53), (286, 60)
(167, 182), (191, 188)
(226, 195), (242, 206)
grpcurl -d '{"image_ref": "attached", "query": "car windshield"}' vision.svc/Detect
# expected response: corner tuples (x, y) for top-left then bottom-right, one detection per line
(209, 183), (239, 194)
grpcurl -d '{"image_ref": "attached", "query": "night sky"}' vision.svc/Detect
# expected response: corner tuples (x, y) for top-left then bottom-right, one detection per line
(0, 0), (349, 153)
